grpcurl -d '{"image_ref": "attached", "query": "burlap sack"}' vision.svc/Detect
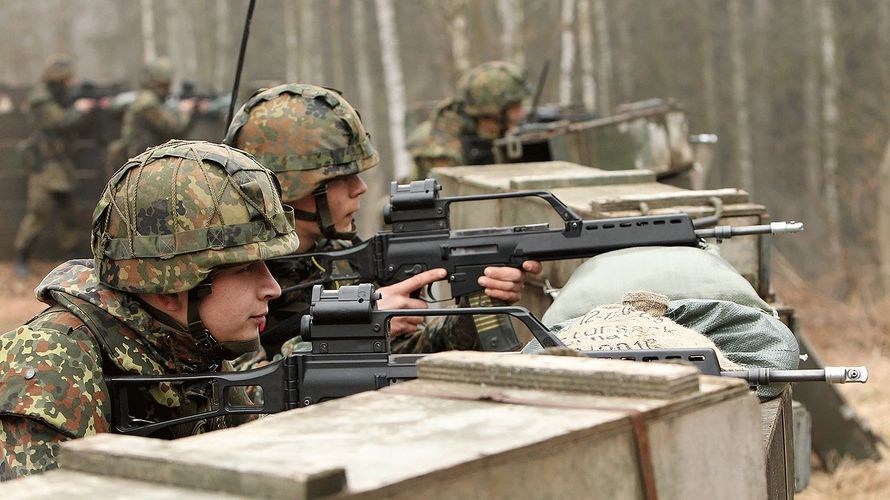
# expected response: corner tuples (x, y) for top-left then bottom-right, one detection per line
(555, 291), (743, 370)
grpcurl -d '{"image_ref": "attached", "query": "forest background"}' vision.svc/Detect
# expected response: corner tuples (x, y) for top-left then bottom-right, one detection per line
(1, 1), (889, 496)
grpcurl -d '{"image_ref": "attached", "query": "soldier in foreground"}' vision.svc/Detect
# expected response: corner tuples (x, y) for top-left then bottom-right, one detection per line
(224, 84), (541, 356)
(0, 140), (299, 480)
(105, 58), (197, 175)
(13, 55), (97, 277)
(407, 60), (532, 178)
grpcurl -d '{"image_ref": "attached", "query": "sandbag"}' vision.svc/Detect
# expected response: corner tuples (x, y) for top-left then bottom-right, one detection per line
(526, 293), (799, 400)
(541, 245), (773, 328)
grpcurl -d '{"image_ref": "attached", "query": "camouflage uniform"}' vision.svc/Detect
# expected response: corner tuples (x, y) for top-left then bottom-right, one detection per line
(13, 57), (91, 265)
(0, 141), (299, 480)
(408, 61), (532, 177)
(225, 84), (481, 357)
(106, 58), (194, 173)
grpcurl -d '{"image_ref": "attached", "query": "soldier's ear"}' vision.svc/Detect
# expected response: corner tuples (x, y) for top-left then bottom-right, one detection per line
(138, 291), (188, 325)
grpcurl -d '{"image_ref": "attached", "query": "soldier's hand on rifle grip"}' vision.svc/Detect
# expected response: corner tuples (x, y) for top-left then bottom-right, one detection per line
(478, 261), (543, 304)
(377, 268), (448, 337)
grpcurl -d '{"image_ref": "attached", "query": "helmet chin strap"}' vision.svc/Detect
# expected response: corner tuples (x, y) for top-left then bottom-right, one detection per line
(187, 282), (224, 362)
(292, 183), (358, 241)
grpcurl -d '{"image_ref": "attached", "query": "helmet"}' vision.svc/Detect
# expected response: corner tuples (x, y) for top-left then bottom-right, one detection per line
(458, 61), (532, 117)
(42, 54), (74, 83)
(223, 83), (379, 202)
(141, 57), (175, 87)
(91, 140), (299, 294)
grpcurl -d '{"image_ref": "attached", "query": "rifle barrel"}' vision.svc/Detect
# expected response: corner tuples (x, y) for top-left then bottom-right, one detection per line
(695, 221), (803, 240)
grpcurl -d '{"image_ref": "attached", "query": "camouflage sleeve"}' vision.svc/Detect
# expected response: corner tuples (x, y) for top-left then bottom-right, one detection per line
(0, 417), (69, 480)
(391, 312), (480, 354)
(140, 103), (193, 138)
(32, 99), (87, 132)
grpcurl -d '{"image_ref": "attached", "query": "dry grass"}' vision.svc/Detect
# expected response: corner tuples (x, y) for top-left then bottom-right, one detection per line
(773, 256), (890, 499)
(1, 259), (886, 496)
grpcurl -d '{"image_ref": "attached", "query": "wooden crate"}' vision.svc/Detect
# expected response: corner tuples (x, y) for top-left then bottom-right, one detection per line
(2, 353), (768, 500)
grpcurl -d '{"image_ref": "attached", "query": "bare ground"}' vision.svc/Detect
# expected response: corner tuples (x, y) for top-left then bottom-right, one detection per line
(1, 260), (887, 496)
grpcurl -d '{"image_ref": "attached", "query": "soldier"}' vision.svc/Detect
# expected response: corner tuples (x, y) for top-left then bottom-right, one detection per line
(105, 57), (197, 175)
(224, 83), (541, 356)
(0, 140), (300, 480)
(13, 55), (97, 277)
(407, 61), (532, 179)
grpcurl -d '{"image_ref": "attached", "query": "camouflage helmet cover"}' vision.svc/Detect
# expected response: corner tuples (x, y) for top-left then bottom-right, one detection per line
(91, 140), (299, 294)
(458, 61), (532, 117)
(224, 83), (379, 202)
(42, 54), (74, 83)
(141, 57), (175, 87)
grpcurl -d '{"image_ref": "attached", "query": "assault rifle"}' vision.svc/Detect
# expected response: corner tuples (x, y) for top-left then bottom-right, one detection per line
(104, 284), (867, 436)
(267, 178), (803, 351)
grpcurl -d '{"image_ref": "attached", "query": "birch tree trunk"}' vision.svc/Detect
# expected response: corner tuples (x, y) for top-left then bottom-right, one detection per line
(613, 0), (634, 101)
(353, 0), (383, 235)
(140, 0), (157, 63)
(214, 0), (230, 91)
(496, 0), (524, 66)
(878, 138), (890, 294)
(878, 0), (890, 293)
(577, 0), (596, 110)
(300, 0), (322, 83)
(698, 0), (718, 133)
(802, 0), (821, 196)
(593, 0), (612, 112)
(283, 0), (299, 83)
(728, 0), (753, 192)
(328, 0), (345, 87)
(558, 0), (576, 107)
(818, 0), (847, 292)
(445, 0), (471, 76)
(165, 0), (199, 81)
(375, 0), (411, 181)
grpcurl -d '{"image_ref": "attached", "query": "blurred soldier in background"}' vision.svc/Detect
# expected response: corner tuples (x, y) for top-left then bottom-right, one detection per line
(224, 84), (540, 357)
(407, 61), (532, 179)
(13, 55), (97, 277)
(105, 57), (197, 175)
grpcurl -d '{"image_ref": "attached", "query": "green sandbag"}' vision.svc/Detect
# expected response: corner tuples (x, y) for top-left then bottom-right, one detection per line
(541, 245), (773, 328)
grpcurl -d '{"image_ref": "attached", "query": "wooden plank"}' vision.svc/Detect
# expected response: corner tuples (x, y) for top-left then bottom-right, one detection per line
(416, 351), (701, 400)
(0, 469), (252, 500)
(59, 433), (347, 500)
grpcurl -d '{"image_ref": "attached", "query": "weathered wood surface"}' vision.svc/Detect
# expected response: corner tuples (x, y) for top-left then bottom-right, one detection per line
(0, 353), (767, 500)
(0, 469), (253, 499)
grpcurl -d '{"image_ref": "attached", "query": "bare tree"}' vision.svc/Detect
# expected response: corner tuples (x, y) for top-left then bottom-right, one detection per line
(214, 0), (230, 91)
(592, 0), (612, 112)
(328, 0), (345, 87)
(140, 0), (157, 63)
(558, 0), (576, 106)
(165, 0), (198, 81)
(728, 0), (753, 192)
(375, 0), (411, 181)
(818, 0), (847, 291)
(496, 0), (524, 66)
(445, 0), (471, 76)
(577, 0), (596, 110)
(612, 0), (634, 101)
(300, 0), (322, 84)
(698, 0), (718, 135)
(802, 0), (821, 196)
(283, 0), (299, 83)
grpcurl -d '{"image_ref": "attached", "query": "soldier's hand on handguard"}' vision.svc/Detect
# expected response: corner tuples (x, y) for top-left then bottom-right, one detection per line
(377, 268), (448, 337)
(179, 98), (197, 114)
(478, 261), (543, 304)
(74, 97), (96, 113)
